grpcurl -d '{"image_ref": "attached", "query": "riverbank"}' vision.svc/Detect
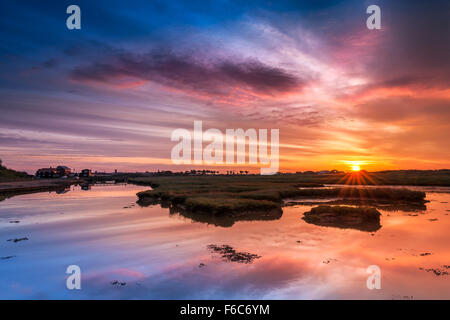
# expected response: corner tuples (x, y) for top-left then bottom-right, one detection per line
(0, 179), (79, 199)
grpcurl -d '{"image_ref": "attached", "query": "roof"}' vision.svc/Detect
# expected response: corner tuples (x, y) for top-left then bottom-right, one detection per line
(36, 168), (56, 172)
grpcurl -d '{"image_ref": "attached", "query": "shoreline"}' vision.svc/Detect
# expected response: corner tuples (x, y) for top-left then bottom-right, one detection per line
(0, 176), (436, 211)
(0, 179), (80, 196)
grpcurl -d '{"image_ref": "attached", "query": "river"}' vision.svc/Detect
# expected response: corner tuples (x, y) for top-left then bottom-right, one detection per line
(0, 184), (449, 299)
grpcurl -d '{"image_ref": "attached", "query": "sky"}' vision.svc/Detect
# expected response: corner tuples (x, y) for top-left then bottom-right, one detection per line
(0, 0), (449, 174)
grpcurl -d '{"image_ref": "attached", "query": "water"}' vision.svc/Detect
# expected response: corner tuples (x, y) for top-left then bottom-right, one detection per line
(0, 184), (449, 299)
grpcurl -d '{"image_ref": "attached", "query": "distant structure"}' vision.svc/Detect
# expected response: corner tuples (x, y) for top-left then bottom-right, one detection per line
(295, 170), (344, 175)
(35, 165), (72, 178)
(35, 167), (58, 178)
(56, 166), (71, 177)
(79, 169), (93, 177)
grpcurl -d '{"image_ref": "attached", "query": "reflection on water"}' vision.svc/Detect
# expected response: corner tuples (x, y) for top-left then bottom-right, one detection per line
(0, 184), (449, 299)
(169, 205), (283, 228)
(138, 199), (283, 228)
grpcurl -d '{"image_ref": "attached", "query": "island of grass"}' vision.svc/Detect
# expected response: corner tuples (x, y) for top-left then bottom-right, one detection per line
(302, 205), (382, 232)
(131, 175), (426, 218)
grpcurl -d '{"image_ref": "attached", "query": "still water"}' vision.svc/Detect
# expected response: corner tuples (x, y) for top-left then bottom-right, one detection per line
(0, 184), (449, 299)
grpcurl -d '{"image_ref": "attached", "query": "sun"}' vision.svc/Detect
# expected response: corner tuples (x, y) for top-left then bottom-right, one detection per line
(352, 165), (361, 172)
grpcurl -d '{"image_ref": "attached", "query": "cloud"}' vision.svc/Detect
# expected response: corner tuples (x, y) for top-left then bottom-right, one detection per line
(70, 50), (306, 98)
(1, 0), (449, 172)
(352, 97), (450, 124)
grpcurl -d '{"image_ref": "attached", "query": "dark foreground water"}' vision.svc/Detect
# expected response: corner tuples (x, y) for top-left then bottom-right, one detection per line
(0, 184), (449, 299)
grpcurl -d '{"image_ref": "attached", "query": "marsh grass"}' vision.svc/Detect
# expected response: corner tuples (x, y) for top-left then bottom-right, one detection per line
(284, 199), (427, 212)
(302, 205), (382, 232)
(304, 205), (381, 220)
(131, 175), (426, 215)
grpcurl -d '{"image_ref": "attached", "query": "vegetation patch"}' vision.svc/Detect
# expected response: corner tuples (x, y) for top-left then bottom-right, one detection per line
(131, 176), (426, 218)
(302, 205), (382, 232)
(184, 197), (278, 215)
(7, 237), (29, 243)
(0, 160), (30, 182)
(419, 265), (450, 276)
(285, 198), (427, 212)
(292, 187), (425, 201)
(207, 244), (261, 263)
